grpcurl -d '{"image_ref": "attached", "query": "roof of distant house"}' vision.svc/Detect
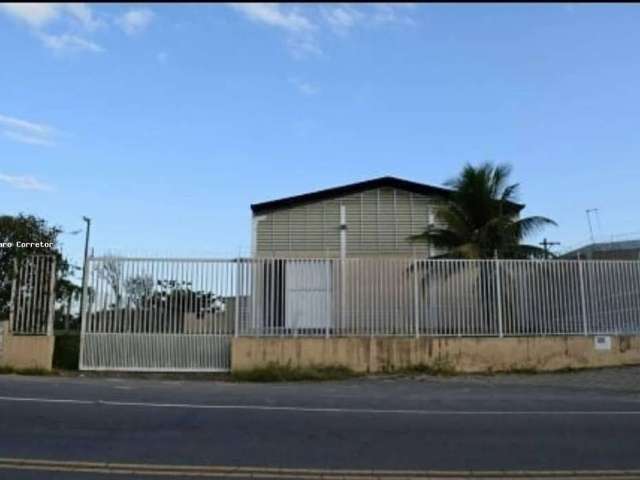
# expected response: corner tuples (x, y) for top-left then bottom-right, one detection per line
(251, 175), (526, 215)
(562, 239), (640, 258)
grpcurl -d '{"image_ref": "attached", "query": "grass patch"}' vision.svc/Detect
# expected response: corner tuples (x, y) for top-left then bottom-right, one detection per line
(232, 363), (359, 382)
(0, 366), (54, 376)
(505, 365), (583, 375)
(387, 356), (458, 377)
(53, 334), (80, 370)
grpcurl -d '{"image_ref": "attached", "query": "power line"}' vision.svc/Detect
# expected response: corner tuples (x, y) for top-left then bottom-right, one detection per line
(539, 238), (560, 259)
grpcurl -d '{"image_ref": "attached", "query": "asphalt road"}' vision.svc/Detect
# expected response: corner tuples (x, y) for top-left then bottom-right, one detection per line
(1, 371), (640, 479)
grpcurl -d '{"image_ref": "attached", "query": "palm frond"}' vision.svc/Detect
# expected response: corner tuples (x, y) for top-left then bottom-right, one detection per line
(413, 162), (555, 259)
(500, 183), (520, 204)
(511, 216), (557, 240)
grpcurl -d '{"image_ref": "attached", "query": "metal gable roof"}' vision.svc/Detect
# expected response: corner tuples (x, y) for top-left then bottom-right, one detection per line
(251, 175), (525, 214)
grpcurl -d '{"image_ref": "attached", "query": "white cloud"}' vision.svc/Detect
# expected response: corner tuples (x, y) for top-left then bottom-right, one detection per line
(0, 113), (56, 147)
(39, 33), (104, 53)
(0, 114), (51, 136)
(64, 3), (101, 31)
(0, 3), (104, 53)
(3, 131), (54, 146)
(289, 77), (319, 96)
(229, 3), (320, 57)
(0, 173), (52, 191)
(370, 4), (417, 26)
(322, 6), (363, 32)
(0, 3), (100, 29)
(229, 3), (313, 33)
(228, 4), (418, 58)
(117, 8), (154, 35)
(0, 3), (59, 28)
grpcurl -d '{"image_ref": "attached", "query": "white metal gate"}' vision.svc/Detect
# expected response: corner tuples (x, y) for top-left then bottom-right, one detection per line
(285, 260), (332, 330)
(9, 255), (56, 336)
(79, 257), (249, 372)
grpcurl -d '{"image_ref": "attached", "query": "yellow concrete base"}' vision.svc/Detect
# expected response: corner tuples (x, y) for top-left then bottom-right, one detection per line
(231, 336), (640, 373)
(0, 333), (55, 371)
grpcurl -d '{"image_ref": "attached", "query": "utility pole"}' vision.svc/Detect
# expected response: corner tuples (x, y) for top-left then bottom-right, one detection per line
(586, 208), (598, 243)
(539, 238), (560, 259)
(79, 216), (91, 325)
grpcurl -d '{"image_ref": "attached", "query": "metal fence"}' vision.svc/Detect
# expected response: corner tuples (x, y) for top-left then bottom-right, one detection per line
(240, 258), (640, 337)
(79, 256), (640, 371)
(9, 255), (56, 335)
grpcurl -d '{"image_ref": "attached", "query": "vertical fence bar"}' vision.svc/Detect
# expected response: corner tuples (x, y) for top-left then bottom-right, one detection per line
(234, 259), (240, 338)
(578, 259), (589, 336)
(46, 257), (56, 336)
(496, 258), (504, 338)
(413, 259), (419, 338)
(79, 257), (90, 370)
(8, 258), (18, 333)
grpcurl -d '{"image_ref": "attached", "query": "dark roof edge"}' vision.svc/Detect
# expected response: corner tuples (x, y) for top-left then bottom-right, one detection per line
(251, 175), (525, 215)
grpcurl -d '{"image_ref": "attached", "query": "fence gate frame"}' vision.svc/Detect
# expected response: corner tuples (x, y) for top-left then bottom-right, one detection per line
(79, 256), (246, 372)
(9, 255), (56, 337)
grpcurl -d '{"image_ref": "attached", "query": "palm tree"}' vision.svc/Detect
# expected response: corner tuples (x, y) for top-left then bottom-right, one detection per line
(410, 163), (557, 335)
(412, 162), (556, 259)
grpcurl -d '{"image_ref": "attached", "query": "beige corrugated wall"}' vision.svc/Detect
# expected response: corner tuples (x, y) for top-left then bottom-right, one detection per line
(254, 187), (444, 258)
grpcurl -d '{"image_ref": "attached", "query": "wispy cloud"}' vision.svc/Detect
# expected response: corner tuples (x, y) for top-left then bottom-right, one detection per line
(39, 33), (104, 53)
(0, 113), (56, 147)
(0, 3), (101, 30)
(229, 3), (320, 58)
(64, 3), (101, 31)
(0, 173), (53, 191)
(289, 77), (319, 95)
(117, 8), (154, 35)
(229, 4), (313, 33)
(156, 51), (169, 64)
(0, 3), (61, 28)
(322, 5), (363, 33)
(0, 3), (104, 53)
(228, 4), (419, 58)
(3, 130), (54, 146)
(370, 4), (417, 26)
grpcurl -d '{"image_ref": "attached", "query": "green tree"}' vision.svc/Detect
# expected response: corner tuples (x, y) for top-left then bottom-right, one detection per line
(124, 274), (154, 308)
(0, 214), (75, 319)
(412, 162), (556, 259)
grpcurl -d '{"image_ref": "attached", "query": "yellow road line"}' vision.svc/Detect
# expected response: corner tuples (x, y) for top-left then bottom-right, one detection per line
(1, 458), (640, 479)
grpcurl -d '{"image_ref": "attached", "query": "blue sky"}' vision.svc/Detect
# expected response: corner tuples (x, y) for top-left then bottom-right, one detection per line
(2, 3), (640, 274)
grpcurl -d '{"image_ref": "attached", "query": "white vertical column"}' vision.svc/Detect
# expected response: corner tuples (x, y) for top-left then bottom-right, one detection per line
(8, 258), (18, 333)
(47, 257), (56, 336)
(413, 259), (419, 338)
(234, 259), (241, 338)
(495, 257), (504, 338)
(578, 259), (589, 336)
(339, 204), (347, 332)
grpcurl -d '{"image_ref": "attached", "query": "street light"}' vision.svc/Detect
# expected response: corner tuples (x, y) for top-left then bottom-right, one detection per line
(79, 217), (91, 325)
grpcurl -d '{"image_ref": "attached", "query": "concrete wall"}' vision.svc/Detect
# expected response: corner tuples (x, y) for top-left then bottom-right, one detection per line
(0, 321), (55, 371)
(232, 336), (640, 373)
(0, 321), (6, 364)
